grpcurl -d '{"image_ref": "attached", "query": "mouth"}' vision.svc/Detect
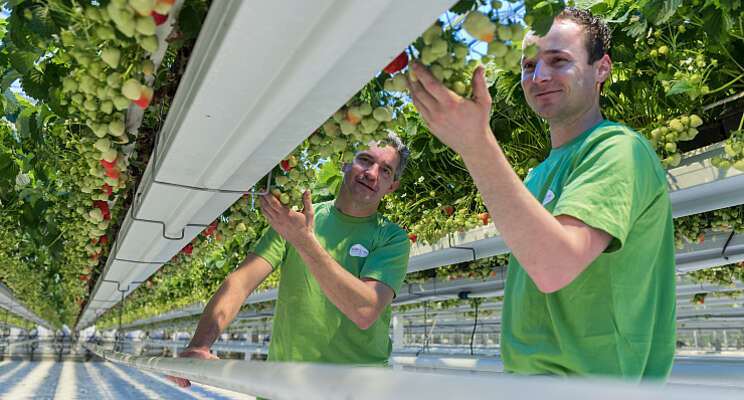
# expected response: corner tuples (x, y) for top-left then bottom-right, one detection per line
(535, 89), (561, 98)
(356, 180), (375, 192)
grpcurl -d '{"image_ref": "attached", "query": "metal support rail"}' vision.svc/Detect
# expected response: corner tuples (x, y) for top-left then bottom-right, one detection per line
(82, 343), (743, 399)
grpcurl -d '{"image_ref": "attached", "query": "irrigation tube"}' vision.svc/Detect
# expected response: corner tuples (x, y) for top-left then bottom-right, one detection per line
(82, 343), (743, 400)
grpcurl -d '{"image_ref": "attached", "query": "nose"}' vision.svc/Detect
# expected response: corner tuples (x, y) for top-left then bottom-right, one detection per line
(532, 59), (550, 82)
(362, 163), (380, 182)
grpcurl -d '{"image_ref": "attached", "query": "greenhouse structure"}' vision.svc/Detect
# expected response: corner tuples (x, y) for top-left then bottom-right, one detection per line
(1, 0), (744, 398)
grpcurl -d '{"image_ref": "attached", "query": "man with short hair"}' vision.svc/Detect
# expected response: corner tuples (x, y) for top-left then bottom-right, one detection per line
(407, 8), (675, 378)
(167, 133), (411, 387)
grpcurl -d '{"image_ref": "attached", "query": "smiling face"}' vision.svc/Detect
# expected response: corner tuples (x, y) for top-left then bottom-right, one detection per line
(521, 19), (610, 124)
(339, 143), (400, 208)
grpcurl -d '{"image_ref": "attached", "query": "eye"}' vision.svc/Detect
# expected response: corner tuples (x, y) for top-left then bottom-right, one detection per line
(522, 62), (535, 71)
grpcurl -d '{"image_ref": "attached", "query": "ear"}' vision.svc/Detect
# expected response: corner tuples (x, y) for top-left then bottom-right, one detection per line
(595, 54), (611, 86)
(384, 180), (400, 195)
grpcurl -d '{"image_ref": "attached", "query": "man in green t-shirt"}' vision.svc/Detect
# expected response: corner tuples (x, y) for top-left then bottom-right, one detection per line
(166, 133), (411, 388)
(407, 9), (675, 379)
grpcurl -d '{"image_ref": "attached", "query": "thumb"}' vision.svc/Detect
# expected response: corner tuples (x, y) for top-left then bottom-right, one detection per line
(471, 66), (491, 107)
(302, 190), (314, 217)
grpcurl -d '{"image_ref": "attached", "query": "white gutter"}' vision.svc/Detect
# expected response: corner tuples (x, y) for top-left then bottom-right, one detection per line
(82, 343), (742, 400)
(0, 282), (54, 330)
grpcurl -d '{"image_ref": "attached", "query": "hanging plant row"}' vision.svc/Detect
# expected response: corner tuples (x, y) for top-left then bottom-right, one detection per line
(2, 0), (744, 328)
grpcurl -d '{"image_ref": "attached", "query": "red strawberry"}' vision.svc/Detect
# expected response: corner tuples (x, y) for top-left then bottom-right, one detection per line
(408, 234), (417, 243)
(105, 168), (121, 179)
(91, 253), (100, 259)
(77, 299), (84, 308)
(345, 109), (362, 124)
(242, 193), (250, 198)
(102, 184), (113, 196)
(699, 235), (705, 243)
(100, 237), (108, 245)
(79, 275), (89, 281)
(443, 205), (455, 216)
(383, 51), (409, 74)
(469, 271), (475, 277)
(477, 213), (490, 225)
(152, 12), (168, 25)
(91, 238), (98, 244)
(700, 298), (705, 304)
(457, 274), (462, 279)
(180, 244), (193, 255)
(280, 159), (293, 171)
(133, 86), (154, 109)
(100, 158), (117, 169)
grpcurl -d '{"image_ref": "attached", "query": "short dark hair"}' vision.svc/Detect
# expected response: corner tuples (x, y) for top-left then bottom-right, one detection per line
(378, 132), (409, 181)
(556, 8), (611, 64)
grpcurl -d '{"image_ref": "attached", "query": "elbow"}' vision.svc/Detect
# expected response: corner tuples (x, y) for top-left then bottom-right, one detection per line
(527, 261), (581, 294)
(351, 312), (379, 331)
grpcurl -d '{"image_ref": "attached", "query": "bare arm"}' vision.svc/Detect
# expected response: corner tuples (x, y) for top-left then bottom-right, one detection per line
(187, 253), (274, 350)
(166, 253), (273, 388)
(407, 62), (612, 293)
(259, 191), (395, 330)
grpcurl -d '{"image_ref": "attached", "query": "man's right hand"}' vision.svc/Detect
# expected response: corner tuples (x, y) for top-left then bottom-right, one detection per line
(164, 347), (219, 388)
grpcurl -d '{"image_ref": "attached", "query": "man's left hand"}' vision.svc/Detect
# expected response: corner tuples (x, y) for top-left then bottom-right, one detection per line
(407, 61), (494, 156)
(259, 190), (315, 246)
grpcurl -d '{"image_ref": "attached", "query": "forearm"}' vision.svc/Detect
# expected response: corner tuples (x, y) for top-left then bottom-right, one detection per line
(294, 238), (383, 329)
(188, 256), (270, 349)
(461, 133), (586, 289)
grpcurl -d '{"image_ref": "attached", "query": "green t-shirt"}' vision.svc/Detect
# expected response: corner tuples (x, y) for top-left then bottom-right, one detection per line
(249, 200), (410, 365)
(501, 121), (676, 379)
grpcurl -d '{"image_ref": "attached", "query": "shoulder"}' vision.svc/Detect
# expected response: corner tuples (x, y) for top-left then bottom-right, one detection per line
(375, 213), (410, 243)
(312, 200), (334, 217)
(580, 122), (658, 163)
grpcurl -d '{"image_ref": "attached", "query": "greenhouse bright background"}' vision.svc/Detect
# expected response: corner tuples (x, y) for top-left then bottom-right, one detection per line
(0, 0), (743, 398)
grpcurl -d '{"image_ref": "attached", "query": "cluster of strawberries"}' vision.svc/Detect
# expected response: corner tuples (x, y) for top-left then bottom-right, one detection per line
(180, 243), (194, 255)
(202, 221), (218, 238)
(99, 158), (121, 180)
(94, 201), (112, 221)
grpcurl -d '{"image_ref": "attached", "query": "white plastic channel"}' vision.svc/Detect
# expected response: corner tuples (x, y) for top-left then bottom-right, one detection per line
(0, 282), (54, 330)
(82, 343), (742, 400)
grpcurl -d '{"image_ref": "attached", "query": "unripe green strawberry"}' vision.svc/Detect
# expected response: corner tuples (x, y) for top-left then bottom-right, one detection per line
(140, 35), (159, 53)
(505, 48), (521, 67)
(680, 115), (690, 126)
(360, 117), (379, 134)
(421, 47), (438, 65)
(668, 119), (684, 132)
(122, 79), (142, 100)
(665, 142), (677, 153)
(463, 11), (495, 42)
(95, 138), (112, 152)
(373, 106), (393, 122)
(62, 78), (78, 93)
(658, 45), (668, 55)
(323, 120), (340, 137)
(734, 159), (744, 171)
(107, 72), (121, 88)
(497, 24), (512, 42)
(392, 73), (407, 91)
(113, 96), (130, 111)
(97, 86), (109, 99)
(96, 26), (117, 41)
(689, 114), (703, 127)
(725, 144), (737, 157)
(141, 59), (155, 75)
(523, 43), (539, 59)
(129, 0), (156, 15)
(332, 110), (345, 123)
(687, 127), (698, 140)
(422, 23), (443, 45)
(358, 103), (372, 116)
(109, 119), (126, 137)
(339, 119), (357, 136)
(452, 81), (466, 95)
(430, 39), (447, 58)
(279, 193), (290, 204)
(100, 100), (114, 115)
(332, 137), (347, 152)
(101, 48), (121, 68)
(84, 98), (99, 111)
(136, 15), (156, 35)
(383, 77), (395, 91)
(275, 175), (289, 185)
(488, 41), (508, 57)
(510, 23), (525, 41)
(668, 153), (681, 167)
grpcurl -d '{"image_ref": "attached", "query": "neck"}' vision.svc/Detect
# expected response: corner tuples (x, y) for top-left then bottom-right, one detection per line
(334, 190), (379, 218)
(548, 104), (604, 149)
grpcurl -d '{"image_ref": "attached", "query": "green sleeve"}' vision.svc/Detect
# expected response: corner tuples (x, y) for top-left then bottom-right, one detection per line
(552, 133), (662, 253)
(359, 227), (411, 295)
(248, 226), (287, 270)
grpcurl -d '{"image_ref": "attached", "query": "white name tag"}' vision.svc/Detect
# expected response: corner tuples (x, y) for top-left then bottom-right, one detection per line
(349, 244), (369, 257)
(542, 189), (555, 206)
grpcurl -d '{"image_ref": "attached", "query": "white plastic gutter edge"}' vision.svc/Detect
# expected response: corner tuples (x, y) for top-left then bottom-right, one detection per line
(82, 343), (742, 400)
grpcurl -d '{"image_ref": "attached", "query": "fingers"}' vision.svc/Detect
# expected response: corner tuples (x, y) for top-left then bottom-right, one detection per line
(410, 62), (452, 101)
(407, 76), (433, 117)
(471, 66), (492, 108)
(301, 190), (314, 218)
(165, 374), (191, 388)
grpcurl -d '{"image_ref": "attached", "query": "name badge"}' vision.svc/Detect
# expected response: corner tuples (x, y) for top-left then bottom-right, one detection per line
(349, 244), (369, 257)
(542, 189), (555, 206)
